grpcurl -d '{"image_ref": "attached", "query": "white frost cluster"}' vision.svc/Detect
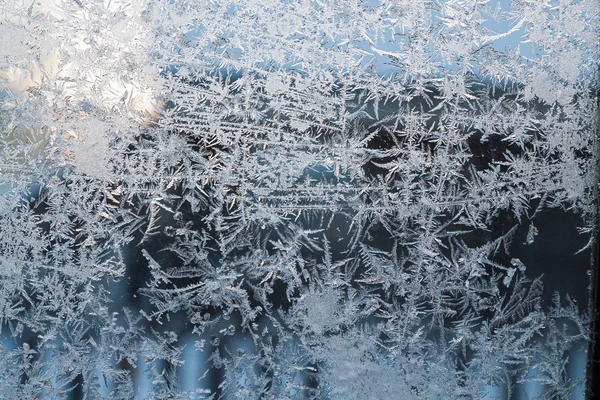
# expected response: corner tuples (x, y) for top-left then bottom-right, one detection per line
(0, 0), (598, 398)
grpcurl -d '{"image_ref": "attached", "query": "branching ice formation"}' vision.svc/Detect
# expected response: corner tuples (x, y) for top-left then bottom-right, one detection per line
(0, 0), (599, 398)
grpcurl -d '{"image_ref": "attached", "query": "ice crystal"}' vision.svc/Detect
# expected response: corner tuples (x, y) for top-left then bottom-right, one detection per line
(0, 0), (598, 398)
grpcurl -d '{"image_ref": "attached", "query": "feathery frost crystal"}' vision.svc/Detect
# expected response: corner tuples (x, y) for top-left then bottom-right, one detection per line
(0, 0), (598, 398)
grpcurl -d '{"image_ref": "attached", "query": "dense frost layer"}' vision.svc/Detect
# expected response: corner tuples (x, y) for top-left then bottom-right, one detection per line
(0, 0), (599, 398)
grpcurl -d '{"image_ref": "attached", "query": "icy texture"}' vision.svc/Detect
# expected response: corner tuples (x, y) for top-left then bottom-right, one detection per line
(0, 0), (599, 398)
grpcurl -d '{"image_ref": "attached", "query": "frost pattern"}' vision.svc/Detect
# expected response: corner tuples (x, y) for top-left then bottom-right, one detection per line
(0, 0), (598, 398)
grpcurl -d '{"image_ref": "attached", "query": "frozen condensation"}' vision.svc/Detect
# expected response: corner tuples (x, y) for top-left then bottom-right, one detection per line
(0, 0), (598, 398)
